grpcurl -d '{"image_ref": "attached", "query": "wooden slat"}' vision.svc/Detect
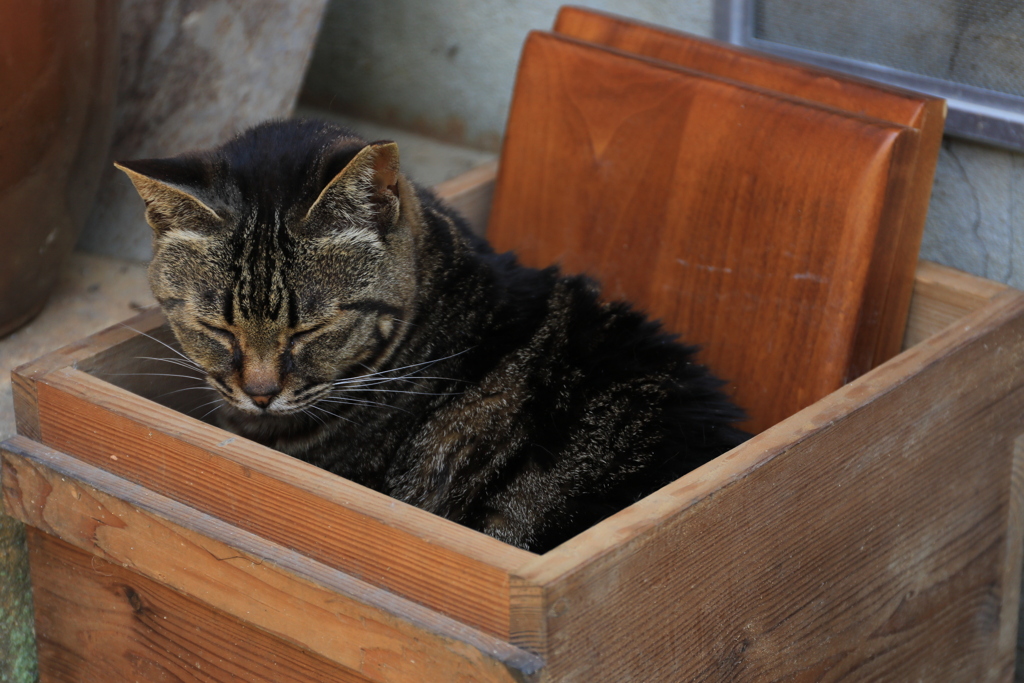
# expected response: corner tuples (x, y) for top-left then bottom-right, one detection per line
(489, 31), (920, 433)
(2, 437), (541, 682)
(434, 159), (499, 236)
(513, 289), (1024, 681)
(28, 531), (375, 683)
(554, 5), (946, 370)
(29, 368), (534, 639)
(902, 260), (1009, 349)
(11, 306), (166, 440)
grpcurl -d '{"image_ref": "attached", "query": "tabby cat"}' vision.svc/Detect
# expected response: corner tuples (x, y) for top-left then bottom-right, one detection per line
(117, 119), (748, 553)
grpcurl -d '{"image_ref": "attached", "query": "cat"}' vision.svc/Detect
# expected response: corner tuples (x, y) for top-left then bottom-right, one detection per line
(117, 119), (749, 553)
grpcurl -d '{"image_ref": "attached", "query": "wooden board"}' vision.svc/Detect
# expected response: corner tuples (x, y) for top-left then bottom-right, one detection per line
(26, 362), (532, 639)
(28, 531), (375, 683)
(553, 5), (946, 370)
(511, 287), (1024, 681)
(488, 31), (919, 433)
(2, 436), (540, 683)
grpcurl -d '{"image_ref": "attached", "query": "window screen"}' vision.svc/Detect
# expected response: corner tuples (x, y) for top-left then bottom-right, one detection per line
(715, 0), (1024, 151)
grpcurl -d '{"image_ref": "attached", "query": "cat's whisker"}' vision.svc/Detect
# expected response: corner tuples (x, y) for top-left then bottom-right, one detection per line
(334, 348), (474, 385)
(136, 355), (203, 372)
(190, 396), (226, 422)
(120, 324), (194, 363)
(198, 404), (225, 422)
(99, 371), (210, 382)
(334, 387), (455, 397)
(319, 396), (411, 413)
(340, 372), (465, 388)
(155, 384), (219, 400)
(303, 404), (356, 428)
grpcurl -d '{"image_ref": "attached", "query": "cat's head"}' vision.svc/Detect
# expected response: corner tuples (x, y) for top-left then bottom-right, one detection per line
(117, 120), (421, 417)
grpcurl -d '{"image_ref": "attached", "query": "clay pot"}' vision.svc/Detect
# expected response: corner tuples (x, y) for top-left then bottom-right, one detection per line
(0, 0), (119, 337)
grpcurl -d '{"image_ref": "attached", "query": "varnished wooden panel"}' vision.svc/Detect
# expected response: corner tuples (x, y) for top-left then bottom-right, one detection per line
(488, 32), (918, 433)
(516, 289), (1024, 681)
(553, 6), (946, 371)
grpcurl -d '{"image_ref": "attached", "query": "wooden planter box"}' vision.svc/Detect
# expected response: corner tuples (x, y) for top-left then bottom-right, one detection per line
(4, 164), (1024, 682)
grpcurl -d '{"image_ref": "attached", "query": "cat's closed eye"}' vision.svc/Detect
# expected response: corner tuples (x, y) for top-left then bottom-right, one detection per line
(198, 321), (235, 344)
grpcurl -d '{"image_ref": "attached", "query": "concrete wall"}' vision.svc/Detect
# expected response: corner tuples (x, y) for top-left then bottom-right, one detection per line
(302, 0), (1024, 291)
(300, 0), (713, 150)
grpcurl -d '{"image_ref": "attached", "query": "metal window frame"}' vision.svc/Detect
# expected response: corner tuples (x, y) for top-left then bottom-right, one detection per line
(714, 0), (1024, 151)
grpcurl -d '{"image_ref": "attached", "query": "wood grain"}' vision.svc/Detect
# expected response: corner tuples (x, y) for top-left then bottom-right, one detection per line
(999, 436), (1024, 678)
(489, 32), (919, 433)
(2, 436), (540, 682)
(28, 531), (374, 683)
(553, 6), (946, 372)
(512, 289), (1024, 681)
(902, 260), (1009, 349)
(28, 368), (534, 639)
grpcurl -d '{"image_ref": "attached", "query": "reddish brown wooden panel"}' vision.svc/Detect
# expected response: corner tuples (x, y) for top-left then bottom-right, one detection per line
(517, 290), (1024, 682)
(29, 367), (534, 640)
(489, 32), (917, 433)
(553, 6), (946, 371)
(28, 530), (373, 683)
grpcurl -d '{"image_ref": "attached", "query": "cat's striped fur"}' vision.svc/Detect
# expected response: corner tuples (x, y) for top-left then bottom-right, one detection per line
(118, 119), (748, 552)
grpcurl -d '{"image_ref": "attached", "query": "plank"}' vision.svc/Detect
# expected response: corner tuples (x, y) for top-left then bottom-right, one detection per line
(434, 159), (499, 236)
(903, 260), (1009, 349)
(28, 368), (534, 639)
(489, 31), (918, 433)
(2, 437), (540, 682)
(553, 5), (946, 370)
(27, 531), (374, 683)
(513, 289), (1024, 681)
(11, 306), (165, 440)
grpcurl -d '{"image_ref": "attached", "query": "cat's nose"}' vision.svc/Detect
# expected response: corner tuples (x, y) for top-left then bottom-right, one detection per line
(242, 379), (281, 408)
(242, 364), (281, 408)
(249, 392), (277, 408)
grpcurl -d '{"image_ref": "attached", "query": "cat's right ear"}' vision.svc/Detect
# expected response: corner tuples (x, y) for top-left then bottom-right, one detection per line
(115, 158), (222, 238)
(300, 141), (401, 239)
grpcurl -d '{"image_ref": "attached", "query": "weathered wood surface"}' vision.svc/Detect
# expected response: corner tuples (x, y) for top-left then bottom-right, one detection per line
(26, 368), (533, 639)
(554, 5), (946, 370)
(1, 436), (540, 683)
(488, 31), (920, 434)
(28, 531), (375, 683)
(903, 259), (1009, 349)
(511, 289), (1024, 681)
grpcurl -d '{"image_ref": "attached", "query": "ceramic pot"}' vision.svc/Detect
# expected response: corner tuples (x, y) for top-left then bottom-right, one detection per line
(0, 0), (119, 337)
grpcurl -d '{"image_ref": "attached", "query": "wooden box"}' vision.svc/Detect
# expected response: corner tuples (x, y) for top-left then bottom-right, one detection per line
(4, 166), (1024, 682)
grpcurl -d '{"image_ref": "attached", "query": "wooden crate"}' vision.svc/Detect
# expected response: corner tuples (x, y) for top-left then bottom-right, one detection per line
(4, 165), (1024, 682)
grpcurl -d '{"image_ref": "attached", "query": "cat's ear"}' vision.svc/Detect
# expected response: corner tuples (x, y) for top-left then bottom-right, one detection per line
(301, 142), (400, 237)
(115, 157), (222, 237)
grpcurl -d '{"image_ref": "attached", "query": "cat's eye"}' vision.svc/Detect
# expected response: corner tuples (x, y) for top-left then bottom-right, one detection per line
(288, 324), (324, 349)
(199, 321), (236, 343)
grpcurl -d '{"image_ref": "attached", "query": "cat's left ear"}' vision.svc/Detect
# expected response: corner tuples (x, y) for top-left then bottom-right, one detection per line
(302, 142), (400, 237)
